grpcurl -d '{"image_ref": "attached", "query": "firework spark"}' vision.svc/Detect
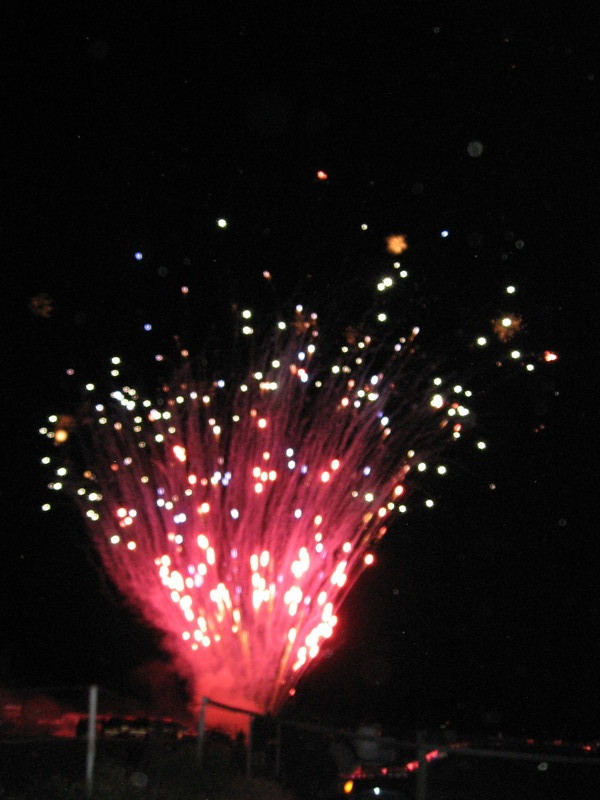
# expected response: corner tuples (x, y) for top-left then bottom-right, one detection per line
(39, 260), (552, 714)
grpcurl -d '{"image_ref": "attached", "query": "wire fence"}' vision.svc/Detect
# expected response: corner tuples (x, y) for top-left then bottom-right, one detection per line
(2, 686), (600, 799)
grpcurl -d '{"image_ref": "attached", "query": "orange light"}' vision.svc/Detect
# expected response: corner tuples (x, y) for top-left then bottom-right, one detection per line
(544, 350), (558, 362)
(385, 234), (409, 255)
(316, 170), (328, 181)
(343, 779), (354, 794)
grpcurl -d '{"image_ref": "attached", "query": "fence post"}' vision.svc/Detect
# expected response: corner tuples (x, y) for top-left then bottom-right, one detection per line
(274, 719), (282, 780)
(197, 696), (209, 762)
(85, 685), (98, 799)
(246, 715), (253, 777)
(416, 729), (428, 800)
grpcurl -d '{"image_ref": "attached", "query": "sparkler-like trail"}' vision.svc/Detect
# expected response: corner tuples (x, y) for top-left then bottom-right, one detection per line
(41, 277), (551, 713)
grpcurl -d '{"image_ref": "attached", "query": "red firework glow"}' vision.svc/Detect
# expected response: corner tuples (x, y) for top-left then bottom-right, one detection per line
(41, 297), (530, 714)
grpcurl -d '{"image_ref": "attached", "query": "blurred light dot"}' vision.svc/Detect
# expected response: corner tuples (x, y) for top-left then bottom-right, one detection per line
(217, 218), (228, 228)
(440, 230), (449, 238)
(467, 140), (484, 157)
(360, 223), (368, 231)
(316, 170), (328, 180)
(506, 285), (516, 294)
(134, 252), (143, 261)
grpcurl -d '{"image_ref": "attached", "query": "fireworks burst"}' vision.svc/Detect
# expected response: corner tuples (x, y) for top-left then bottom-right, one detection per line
(39, 259), (553, 714)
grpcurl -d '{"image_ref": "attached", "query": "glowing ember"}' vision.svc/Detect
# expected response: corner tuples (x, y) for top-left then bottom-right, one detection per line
(385, 234), (409, 255)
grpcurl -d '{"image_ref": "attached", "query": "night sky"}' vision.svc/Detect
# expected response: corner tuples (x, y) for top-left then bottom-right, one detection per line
(3, 4), (598, 739)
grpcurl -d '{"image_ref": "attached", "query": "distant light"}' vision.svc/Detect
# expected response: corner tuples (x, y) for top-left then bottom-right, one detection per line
(440, 230), (450, 238)
(217, 218), (228, 228)
(476, 336), (488, 346)
(506, 285), (516, 294)
(467, 140), (484, 158)
(544, 350), (559, 362)
(316, 170), (328, 181)
(134, 251), (143, 261)
(143, 323), (152, 331)
(360, 223), (368, 231)
(476, 441), (487, 450)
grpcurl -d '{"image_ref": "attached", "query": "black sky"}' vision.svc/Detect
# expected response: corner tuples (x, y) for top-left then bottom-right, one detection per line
(2, 3), (599, 738)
